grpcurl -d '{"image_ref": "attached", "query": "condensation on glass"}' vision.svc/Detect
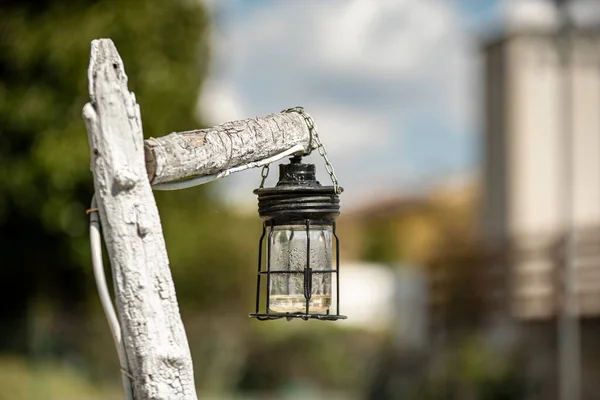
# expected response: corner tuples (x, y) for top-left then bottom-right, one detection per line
(268, 225), (332, 313)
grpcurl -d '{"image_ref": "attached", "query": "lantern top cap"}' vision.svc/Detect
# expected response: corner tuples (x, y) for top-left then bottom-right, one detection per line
(276, 156), (319, 187)
(253, 156), (343, 194)
(254, 156), (342, 224)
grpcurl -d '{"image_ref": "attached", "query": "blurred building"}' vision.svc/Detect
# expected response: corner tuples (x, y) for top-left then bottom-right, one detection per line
(482, 8), (600, 399)
(483, 26), (600, 320)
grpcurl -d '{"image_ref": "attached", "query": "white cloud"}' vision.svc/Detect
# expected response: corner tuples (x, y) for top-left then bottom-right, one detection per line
(198, 79), (247, 123)
(200, 0), (479, 207)
(309, 105), (395, 154)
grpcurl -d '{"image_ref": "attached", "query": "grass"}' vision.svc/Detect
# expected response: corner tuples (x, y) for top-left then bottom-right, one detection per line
(0, 356), (122, 400)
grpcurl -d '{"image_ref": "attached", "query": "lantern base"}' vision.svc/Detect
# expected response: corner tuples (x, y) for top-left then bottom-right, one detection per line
(249, 312), (347, 321)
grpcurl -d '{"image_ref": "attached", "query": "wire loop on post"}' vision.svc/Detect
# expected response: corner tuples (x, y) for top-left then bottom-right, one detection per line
(89, 196), (134, 400)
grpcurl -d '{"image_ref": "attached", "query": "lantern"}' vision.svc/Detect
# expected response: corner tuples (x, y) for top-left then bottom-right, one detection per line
(249, 156), (346, 321)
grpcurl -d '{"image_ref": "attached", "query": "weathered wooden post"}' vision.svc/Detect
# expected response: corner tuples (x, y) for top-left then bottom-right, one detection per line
(82, 39), (313, 399)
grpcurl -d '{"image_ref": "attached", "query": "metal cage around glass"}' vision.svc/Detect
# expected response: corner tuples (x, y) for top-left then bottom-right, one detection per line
(249, 156), (346, 321)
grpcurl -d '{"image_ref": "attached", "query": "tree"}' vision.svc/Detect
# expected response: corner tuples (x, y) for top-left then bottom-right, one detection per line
(0, 0), (211, 352)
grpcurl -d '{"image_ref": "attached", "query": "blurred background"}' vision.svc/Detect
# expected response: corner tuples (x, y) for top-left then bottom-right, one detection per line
(1, 0), (600, 398)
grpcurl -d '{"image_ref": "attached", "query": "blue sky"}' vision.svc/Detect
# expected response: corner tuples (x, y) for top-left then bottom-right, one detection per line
(200, 0), (503, 209)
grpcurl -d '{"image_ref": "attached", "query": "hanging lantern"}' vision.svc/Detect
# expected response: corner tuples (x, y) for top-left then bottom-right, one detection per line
(249, 156), (346, 321)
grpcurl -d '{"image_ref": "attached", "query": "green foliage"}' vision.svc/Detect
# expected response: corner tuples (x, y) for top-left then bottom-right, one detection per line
(0, 0), (209, 253)
(0, 0), (234, 352)
(157, 188), (258, 310)
(414, 338), (531, 400)
(238, 324), (379, 395)
(361, 218), (399, 262)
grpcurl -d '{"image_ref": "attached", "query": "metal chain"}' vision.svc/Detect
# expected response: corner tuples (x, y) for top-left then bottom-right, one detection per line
(282, 106), (341, 194)
(259, 164), (269, 188)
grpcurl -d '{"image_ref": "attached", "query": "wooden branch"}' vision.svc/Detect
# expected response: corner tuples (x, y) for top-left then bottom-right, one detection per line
(145, 111), (313, 184)
(82, 39), (197, 400)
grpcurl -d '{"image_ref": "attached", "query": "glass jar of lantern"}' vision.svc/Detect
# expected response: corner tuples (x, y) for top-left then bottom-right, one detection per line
(250, 156), (346, 321)
(269, 223), (332, 313)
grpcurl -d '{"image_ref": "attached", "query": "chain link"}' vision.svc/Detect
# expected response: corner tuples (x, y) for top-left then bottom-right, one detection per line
(282, 106), (341, 194)
(259, 164), (270, 188)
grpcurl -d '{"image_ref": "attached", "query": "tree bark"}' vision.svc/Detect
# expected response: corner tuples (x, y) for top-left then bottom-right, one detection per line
(145, 111), (313, 184)
(83, 39), (198, 400)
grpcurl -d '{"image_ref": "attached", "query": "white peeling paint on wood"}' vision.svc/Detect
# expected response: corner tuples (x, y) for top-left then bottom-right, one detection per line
(144, 111), (314, 184)
(82, 38), (197, 400)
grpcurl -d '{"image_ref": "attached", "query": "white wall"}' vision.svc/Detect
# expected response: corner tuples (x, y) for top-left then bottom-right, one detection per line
(333, 262), (427, 348)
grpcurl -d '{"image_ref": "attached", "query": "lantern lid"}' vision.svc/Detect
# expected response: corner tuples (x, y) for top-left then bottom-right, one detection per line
(254, 156), (342, 224)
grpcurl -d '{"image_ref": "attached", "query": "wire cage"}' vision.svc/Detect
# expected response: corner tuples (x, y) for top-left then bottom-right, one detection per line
(249, 157), (347, 321)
